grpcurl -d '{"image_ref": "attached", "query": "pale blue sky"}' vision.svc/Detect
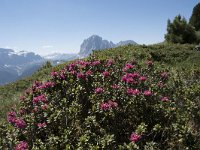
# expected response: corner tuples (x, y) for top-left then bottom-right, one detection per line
(0, 0), (199, 55)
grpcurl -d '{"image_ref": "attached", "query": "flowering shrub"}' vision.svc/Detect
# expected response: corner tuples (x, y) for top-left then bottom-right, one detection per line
(1, 56), (200, 149)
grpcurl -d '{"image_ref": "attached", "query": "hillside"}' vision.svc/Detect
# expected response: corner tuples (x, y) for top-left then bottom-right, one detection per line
(0, 44), (200, 149)
(1, 44), (200, 121)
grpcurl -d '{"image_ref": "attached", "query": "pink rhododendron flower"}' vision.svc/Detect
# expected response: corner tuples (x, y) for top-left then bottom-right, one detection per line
(39, 82), (55, 89)
(143, 90), (152, 96)
(94, 88), (104, 94)
(15, 118), (26, 129)
(161, 96), (169, 102)
(108, 100), (118, 108)
(7, 111), (16, 124)
(100, 103), (111, 110)
(92, 60), (101, 66)
(67, 63), (76, 71)
(77, 60), (90, 68)
(100, 100), (118, 110)
(111, 84), (120, 89)
(139, 76), (147, 81)
(102, 71), (110, 77)
(14, 141), (28, 150)
(123, 63), (134, 71)
(37, 122), (47, 128)
(32, 94), (47, 104)
(86, 70), (93, 76)
(77, 72), (86, 79)
(130, 133), (141, 143)
(51, 71), (58, 77)
(127, 89), (140, 95)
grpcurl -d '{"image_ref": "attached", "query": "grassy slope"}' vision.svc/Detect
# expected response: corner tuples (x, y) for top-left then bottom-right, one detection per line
(0, 43), (199, 121)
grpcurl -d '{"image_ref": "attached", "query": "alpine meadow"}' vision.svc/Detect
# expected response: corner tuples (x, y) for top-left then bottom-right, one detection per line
(0, 1), (200, 150)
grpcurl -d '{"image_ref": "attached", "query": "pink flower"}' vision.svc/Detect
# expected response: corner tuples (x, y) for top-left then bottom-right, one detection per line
(77, 60), (90, 68)
(86, 70), (93, 76)
(123, 63), (134, 71)
(127, 89), (140, 96)
(32, 94), (47, 104)
(100, 103), (111, 110)
(102, 71), (110, 77)
(143, 90), (152, 96)
(130, 133), (141, 143)
(100, 100), (118, 110)
(94, 88), (104, 94)
(14, 141), (28, 150)
(111, 84), (120, 89)
(77, 72), (86, 79)
(122, 73), (139, 84)
(15, 118), (26, 129)
(92, 60), (101, 66)
(161, 96), (169, 102)
(37, 122), (47, 128)
(39, 82), (55, 89)
(7, 111), (16, 124)
(139, 76), (146, 81)
(67, 63), (76, 71)
(108, 100), (118, 108)
(60, 73), (65, 79)
(51, 71), (58, 77)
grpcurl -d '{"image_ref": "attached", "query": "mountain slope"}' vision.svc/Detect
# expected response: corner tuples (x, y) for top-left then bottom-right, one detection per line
(0, 48), (45, 85)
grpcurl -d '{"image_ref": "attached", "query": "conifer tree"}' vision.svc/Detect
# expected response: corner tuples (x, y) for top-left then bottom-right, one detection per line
(189, 3), (200, 31)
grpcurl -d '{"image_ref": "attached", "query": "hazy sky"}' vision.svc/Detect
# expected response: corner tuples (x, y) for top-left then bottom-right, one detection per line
(0, 0), (199, 55)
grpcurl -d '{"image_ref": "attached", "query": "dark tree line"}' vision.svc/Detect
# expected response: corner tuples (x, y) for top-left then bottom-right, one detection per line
(165, 3), (200, 44)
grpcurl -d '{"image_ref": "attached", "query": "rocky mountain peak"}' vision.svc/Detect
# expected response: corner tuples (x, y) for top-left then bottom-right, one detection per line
(78, 35), (137, 57)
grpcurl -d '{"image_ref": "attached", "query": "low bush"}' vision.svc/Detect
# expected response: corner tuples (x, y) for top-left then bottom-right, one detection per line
(1, 56), (199, 149)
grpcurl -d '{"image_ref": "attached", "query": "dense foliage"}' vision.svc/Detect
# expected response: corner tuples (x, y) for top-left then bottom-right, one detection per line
(165, 15), (196, 44)
(0, 44), (200, 149)
(189, 3), (200, 31)
(165, 3), (200, 44)
(0, 53), (200, 149)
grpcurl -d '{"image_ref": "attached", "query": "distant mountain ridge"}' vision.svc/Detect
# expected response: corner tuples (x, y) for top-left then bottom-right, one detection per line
(78, 35), (137, 57)
(0, 48), (45, 85)
(0, 35), (137, 85)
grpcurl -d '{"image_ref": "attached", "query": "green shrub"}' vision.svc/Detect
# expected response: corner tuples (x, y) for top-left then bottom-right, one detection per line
(2, 57), (199, 149)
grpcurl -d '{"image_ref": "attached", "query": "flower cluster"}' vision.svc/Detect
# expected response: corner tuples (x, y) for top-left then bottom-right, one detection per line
(95, 87), (104, 94)
(7, 112), (26, 129)
(100, 100), (118, 111)
(32, 94), (47, 104)
(123, 63), (134, 71)
(130, 133), (141, 143)
(14, 141), (28, 150)
(127, 88), (140, 95)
